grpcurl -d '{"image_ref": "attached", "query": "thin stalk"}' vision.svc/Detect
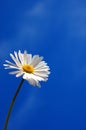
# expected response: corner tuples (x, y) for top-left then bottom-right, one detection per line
(4, 78), (24, 130)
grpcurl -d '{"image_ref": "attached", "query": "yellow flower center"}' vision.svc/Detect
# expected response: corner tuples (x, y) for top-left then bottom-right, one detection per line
(22, 64), (34, 73)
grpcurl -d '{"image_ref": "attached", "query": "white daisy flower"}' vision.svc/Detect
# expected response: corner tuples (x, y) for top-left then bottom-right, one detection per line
(3, 50), (50, 87)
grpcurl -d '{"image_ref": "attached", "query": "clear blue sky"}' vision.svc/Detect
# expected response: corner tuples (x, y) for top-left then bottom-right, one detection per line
(0, 0), (86, 130)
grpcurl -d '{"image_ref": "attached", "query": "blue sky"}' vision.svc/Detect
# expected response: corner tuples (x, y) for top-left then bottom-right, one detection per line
(0, 0), (86, 130)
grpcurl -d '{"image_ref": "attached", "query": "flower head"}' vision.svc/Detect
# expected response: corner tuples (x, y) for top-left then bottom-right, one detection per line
(4, 50), (50, 87)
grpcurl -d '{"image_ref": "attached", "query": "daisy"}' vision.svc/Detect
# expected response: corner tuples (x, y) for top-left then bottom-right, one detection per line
(3, 50), (50, 87)
(3, 50), (50, 130)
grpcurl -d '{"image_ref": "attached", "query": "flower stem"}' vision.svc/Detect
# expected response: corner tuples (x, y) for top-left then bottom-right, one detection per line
(4, 78), (24, 130)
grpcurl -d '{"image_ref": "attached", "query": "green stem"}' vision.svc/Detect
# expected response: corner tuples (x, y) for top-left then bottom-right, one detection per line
(4, 78), (24, 130)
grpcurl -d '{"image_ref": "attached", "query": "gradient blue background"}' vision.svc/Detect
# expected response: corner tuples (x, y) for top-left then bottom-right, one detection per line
(0, 0), (86, 130)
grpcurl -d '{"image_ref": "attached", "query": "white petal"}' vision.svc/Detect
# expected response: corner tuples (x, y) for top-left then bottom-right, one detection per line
(23, 50), (28, 64)
(35, 67), (50, 71)
(23, 73), (32, 79)
(9, 70), (22, 75)
(10, 53), (20, 67)
(23, 73), (44, 81)
(36, 80), (41, 87)
(4, 65), (19, 69)
(34, 61), (47, 69)
(34, 72), (49, 78)
(16, 71), (24, 77)
(18, 50), (24, 65)
(34, 71), (50, 75)
(31, 55), (43, 67)
(31, 74), (44, 81)
(5, 60), (16, 66)
(30, 55), (38, 64)
(27, 54), (32, 64)
(27, 78), (35, 86)
(27, 78), (41, 87)
(14, 51), (21, 67)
